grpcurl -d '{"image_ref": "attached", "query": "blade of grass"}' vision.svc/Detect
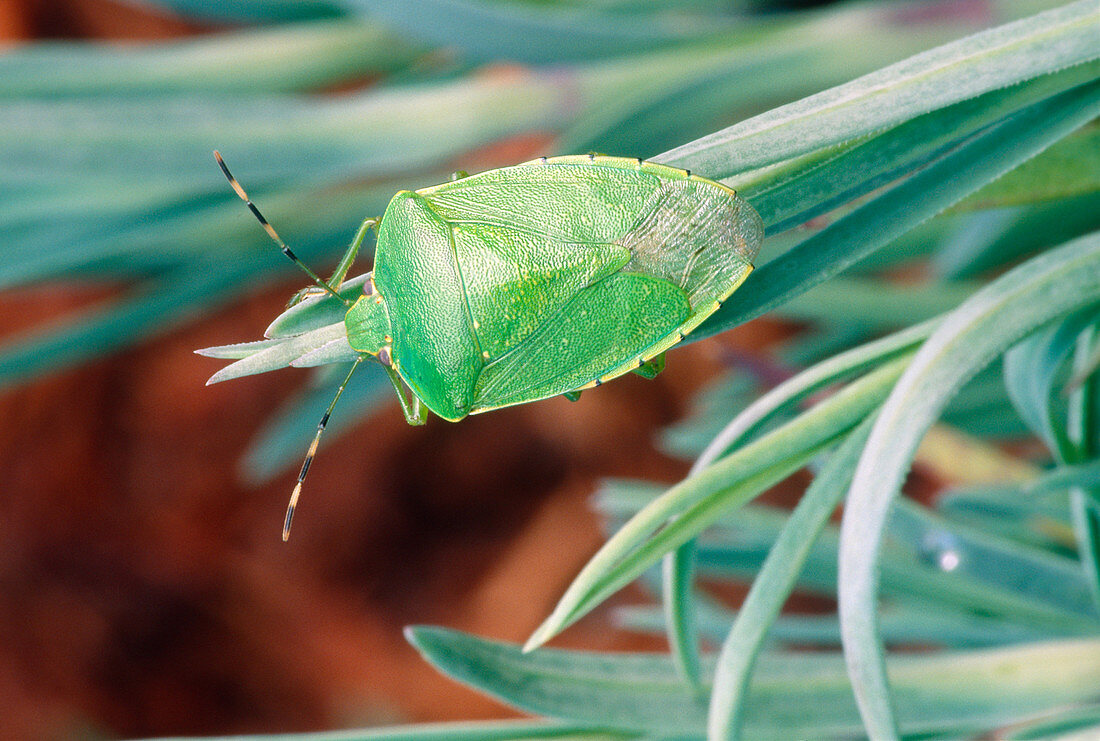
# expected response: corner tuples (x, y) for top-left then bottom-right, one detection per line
(953, 123), (1100, 211)
(774, 278), (978, 328)
(160, 719), (630, 741)
(0, 19), (424, 97)
(1005, 308), (1100, 611)
(624, 475), (1100, 633)
(560, 0), (1024, 157)
(616, 601), (1053, 650)
(1004, 308), (1100, 454)
(935, 192), (1100, 279)
(708, 413), (876, 740)
(691, 76), (1100, 342)
(338, 0), (739, 64)
(1004, 705), (1100, 740)
(525, 356), (909, 653)
(655, 0), (1100, 177)
(412, 626), (1100, 738)
(0, 255), (273, 386)
(658, 321), (932, 687)
(838, 229), (1100, 739)
(887, 497), (1099, 624)
(734, 63), (1098, 234)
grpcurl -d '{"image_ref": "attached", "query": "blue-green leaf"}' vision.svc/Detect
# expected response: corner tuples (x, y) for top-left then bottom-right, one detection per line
(838, 230), (1100, 739)
(410, 626), (1100, 738)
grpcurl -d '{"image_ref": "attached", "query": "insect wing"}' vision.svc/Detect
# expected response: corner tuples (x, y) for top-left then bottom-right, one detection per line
(451, 222), (630, 361)
(471, 272), (691, 411)
(621, 178), (762, 310)
(421, 161), (661, 244)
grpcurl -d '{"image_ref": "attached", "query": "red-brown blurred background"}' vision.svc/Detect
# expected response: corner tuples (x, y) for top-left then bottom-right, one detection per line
(0, 2), (787, 737)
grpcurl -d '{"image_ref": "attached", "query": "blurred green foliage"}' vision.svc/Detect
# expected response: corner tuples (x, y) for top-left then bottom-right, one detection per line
(6, 0), (1100, 738)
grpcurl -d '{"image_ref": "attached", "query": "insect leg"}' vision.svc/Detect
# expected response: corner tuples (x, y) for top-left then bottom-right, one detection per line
(562, 390), (582, 402)
(328, 216), (379, 290)
(213, 150), (351, 308)
(283, 355), (365, 541)
(632, 352), (666, 379)
(382, 364), (426, 425)
(284, 217), (381, 307)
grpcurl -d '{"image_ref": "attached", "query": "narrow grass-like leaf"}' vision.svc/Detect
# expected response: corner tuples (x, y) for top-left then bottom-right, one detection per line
(708, 414), (876, 740)
(0, 20), (423, 96)
(161, 719), (626, 741)
(195, 338), (283, 360)
(953, 123), (1100, 211)
(838, 230), (1100, 740)
(937, 476), (1077, 550)
(691, 76), (1100, 342)
(1070, 489), (1100, 612)
(142, 0), (338, 23)
(1069, 327), (1100, 611)
(1023, 461), (1100, 498)
(658, 323), (931, 685)
(265, 274), (372, 338)
(774, 278), (977, 328)
(939, 361), (1030, 440)
(934, 192), (1100, 280)
(661, 539), (703, 694)
(695, 321), (934, 464)
(660, 323), (932, 685)
(656, 0), (1100, 177)
(1005, 306), (1100, 609)
(886, 498), (1099, 624)
(1004, 705), (1100, 740)
(1004, 308), (1100, 455)
(609, 484), (1099, 632)
(204, 324), (353, 385)
(412, 626), (1100, 738)
(734, 64), (1098, 234)
(525, 357), (909, 652)
(0, 255), (271, 386)
(339, 0), (737, 64)
(616, 601), (1051, 651)
(559, 0), (1026, 157)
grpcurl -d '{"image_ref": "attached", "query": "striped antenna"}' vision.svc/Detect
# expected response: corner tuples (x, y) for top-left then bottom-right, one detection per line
(283, 356), (365, 541)
(214, 151), (350, 307)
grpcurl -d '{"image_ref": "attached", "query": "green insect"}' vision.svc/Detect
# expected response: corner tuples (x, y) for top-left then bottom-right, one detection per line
(208, 152), (763, 539)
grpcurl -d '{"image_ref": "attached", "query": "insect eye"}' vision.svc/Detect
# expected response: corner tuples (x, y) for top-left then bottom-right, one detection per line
(378, 346), (393, 366)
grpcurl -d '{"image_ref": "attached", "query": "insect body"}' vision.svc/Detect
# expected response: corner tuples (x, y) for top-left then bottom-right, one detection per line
(205, 153), (763, 537)
(349, 155), (762, 420)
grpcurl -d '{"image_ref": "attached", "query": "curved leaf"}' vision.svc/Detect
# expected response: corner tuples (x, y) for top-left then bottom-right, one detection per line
(954, 124), (1100, 211)
(1004, 308), (1100, 455)
(657, 0), (1100, 177)
(657, 321), (933, 686)
(692, 75), (1100, 342)
(838, 230), (1100, 739)
(340, 0), (737, 64)
(525, 357), (909, 652)
(0, 20), (423, 97)
(708, 414), (876, 740)
(412, 626), (1100, 739)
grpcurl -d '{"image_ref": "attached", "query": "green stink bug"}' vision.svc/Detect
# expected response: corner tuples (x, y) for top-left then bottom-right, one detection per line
(204, 153), (762, 538)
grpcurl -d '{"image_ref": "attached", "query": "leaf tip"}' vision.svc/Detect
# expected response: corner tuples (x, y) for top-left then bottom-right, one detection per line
(522, 621), (555, 653)
(204, 368), (230, 386)
(403, 624), (425, 648)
